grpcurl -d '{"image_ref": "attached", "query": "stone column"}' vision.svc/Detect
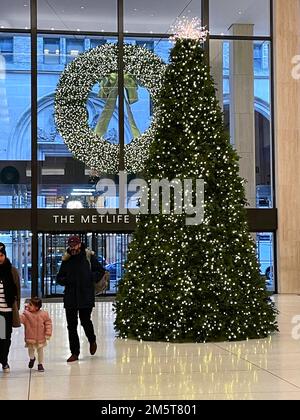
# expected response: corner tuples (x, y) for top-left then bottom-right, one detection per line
(274, 0), (300, 293)
(229, 24), (256, 208)
(210, 40), (224, 109)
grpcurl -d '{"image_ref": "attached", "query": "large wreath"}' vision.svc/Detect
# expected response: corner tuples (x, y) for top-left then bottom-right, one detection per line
(55, 44), (166, 173)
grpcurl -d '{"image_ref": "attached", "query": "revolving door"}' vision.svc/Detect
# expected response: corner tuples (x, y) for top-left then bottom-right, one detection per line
(39, 233), (132, 297)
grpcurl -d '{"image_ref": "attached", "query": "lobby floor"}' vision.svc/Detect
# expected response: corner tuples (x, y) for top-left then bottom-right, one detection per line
(1, 295), (300, 400)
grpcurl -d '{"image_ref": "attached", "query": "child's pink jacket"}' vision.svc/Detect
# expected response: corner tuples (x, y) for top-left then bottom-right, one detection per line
(20, 310), (52, 345)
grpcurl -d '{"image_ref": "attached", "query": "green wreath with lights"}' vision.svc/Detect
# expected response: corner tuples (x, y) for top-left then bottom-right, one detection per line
(55, 43), (166, 174)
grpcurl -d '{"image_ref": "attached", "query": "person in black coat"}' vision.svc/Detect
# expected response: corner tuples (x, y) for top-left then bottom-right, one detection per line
(57, 236), (105, 362)
(0, 243), (21, 372)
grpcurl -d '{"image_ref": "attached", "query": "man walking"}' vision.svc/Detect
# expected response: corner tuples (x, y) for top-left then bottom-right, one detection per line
(57, 236), (105, 362)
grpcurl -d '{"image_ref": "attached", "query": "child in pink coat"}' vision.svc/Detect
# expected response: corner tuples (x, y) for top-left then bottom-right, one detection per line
(20, 297), (52, 372)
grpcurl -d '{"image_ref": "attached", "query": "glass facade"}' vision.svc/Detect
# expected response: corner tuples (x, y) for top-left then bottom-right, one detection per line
(0, 0), (276, 297)
(0, 1), (30, 29)
(256, 232), (274, 292)
(37, 0), (117, 32)
(39, 233), (131, 296)
(210, 39), (272, 208)
(210, 0), (270, 36)
(37, 35), (117, 209)
(0, 33), (31, 208)
(123, 38), (171, 148)
(37, 232), (275, 296)
(124, 0), (201, 33)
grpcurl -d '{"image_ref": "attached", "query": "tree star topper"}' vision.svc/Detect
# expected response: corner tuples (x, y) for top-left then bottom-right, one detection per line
(170, 17), (209, 42)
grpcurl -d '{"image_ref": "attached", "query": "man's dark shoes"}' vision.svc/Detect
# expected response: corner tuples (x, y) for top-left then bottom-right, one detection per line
(28, 358), (36, 369)
(90, 342), (97, 355)
(67, 354), (79, 363)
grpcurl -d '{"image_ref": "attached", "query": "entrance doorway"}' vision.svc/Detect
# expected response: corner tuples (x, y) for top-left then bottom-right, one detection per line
(39, 233), (132, 297)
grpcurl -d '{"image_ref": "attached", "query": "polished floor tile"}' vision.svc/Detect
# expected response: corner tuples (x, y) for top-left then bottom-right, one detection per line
(0, 377), (29, 400)
(28, 369), (299, 400)
(1, 296), (300, 400)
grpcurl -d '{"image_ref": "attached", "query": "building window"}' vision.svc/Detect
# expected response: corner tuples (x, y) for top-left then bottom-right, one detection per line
(223, 42), (230, 74)
(90, 39), (106, 49)
(254, 43), (269, 73)
(66, 39), (84, 63)
(262, 43), (270, 71)
(43, 38), (60, 64)
(254, 44), (263, 72)
(0, 37), (13, 63)
(135, 40), (154, 52)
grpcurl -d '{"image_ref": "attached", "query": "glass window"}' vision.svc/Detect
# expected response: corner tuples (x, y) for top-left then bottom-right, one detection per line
(37, 0), (117, 32)
(136, 40), (154, 52)
(126, 37), (172, 62)
(256, 232), (275, 292)
(90, 39), (106, 49)
(210, 0), (270, 36)
(123, 38), (171, 146)
(0, 33), (31, 208)
(39, 233), (132, 296)
(254, 42), (270, 73)
(0, 37), (13, 63)
(124, 0), (201, 34)
(39, 231), (274, 295)
(66, 39), (84, 63)
(0, 1), (30, 29)
(38, 35), (117, 208)
(43, 37), (60, 64)
(95, 233), (132, 294)
(210, 39), (272, 209)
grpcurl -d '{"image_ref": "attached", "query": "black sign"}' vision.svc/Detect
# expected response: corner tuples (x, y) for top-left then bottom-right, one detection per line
(38, 209), (138, 232)
(0, 208), (277, 233)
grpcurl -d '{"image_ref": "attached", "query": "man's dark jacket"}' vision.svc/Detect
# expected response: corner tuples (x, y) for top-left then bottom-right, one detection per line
(57, 244), (105, 309)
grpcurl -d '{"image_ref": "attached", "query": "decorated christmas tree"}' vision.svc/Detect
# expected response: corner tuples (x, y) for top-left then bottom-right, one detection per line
(114, 21), (278, 342)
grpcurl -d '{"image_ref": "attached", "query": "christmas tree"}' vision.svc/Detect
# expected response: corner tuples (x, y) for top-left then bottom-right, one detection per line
(114, 25), (278, 342)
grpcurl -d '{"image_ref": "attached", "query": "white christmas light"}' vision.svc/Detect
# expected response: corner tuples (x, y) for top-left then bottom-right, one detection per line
(114, 37), (278, 343)
(55, 44), (166, 174)
(170, 17), (209, 42)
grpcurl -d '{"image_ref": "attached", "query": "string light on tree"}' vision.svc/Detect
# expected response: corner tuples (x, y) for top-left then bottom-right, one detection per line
(114, 21), (278, 343)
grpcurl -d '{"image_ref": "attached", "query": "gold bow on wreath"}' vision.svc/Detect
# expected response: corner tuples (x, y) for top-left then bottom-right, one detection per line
(94, 72), (141, 139)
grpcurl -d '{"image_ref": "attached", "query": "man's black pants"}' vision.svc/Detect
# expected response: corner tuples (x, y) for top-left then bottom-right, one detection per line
(65, 308), (96, 356)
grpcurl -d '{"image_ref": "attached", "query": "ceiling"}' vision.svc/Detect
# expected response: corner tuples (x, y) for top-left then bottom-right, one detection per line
(0, 0), (270, 36)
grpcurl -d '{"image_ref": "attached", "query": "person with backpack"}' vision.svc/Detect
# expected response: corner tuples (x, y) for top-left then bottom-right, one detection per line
(56, 236), (105, 362)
